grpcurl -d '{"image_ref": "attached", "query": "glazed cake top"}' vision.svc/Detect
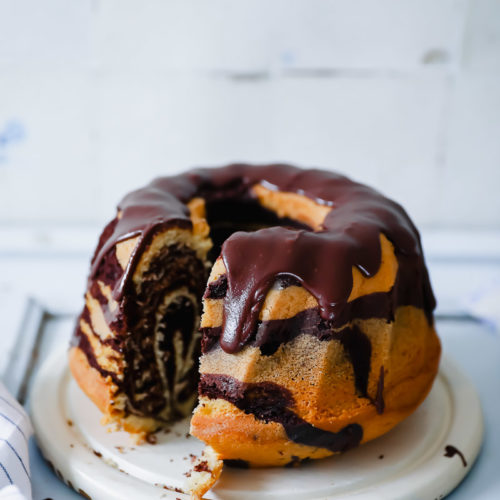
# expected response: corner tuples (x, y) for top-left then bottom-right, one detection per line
(90, 164), (435, 354)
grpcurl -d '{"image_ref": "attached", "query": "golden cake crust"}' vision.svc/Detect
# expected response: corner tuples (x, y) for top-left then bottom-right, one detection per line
(192, 306), (440, 466)
(69, 346), (113, 416)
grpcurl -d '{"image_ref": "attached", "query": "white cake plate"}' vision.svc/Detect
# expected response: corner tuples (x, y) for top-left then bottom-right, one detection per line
(31, 350), (483, 500)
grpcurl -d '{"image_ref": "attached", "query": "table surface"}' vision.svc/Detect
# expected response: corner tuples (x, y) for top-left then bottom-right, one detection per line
(1, 226), (499, 500)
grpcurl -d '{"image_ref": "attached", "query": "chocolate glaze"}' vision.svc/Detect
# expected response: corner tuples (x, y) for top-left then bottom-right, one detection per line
(85, 164), (434, 356)
(74, 164), (435, 423)
(444, 445), (467, 467)
(200, 373), (362, 453)
(202, 289), (391, 353)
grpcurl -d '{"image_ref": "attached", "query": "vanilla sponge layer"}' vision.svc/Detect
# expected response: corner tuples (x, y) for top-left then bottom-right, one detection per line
(192, 306), (440, 466)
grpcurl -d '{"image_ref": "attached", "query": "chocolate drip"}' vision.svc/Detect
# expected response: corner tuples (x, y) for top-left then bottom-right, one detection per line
(219, 184), (432, 353)
(275, 275), (303, 289)
(200, 374), (363, 453)
(83, 164), (435, 355)
(201, 290), (391, 353)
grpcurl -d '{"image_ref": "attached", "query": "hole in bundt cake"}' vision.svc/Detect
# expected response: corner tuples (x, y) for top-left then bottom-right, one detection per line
(204, 196), (312, 262)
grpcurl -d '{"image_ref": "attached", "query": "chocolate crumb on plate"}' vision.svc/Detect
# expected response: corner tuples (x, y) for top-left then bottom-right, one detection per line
(146, 434), (158, 445)
(444, 445), (467, 467)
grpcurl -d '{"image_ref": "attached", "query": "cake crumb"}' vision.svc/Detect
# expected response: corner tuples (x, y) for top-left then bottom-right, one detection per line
(185, 446), (223, 499)
(146, 433), (158, 445)
(193, 460), (210, 473)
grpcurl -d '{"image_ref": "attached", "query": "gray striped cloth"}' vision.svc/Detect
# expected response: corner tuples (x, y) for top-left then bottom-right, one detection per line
(0, 383), (31, 500)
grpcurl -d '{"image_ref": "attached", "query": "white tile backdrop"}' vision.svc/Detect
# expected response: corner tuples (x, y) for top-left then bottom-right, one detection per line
(0, 0), (499, 229)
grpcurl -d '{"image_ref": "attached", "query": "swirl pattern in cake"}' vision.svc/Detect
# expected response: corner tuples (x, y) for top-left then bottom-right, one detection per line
(69, 164), (440, 474)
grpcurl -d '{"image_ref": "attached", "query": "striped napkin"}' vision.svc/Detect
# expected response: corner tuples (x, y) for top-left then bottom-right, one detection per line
(0, 383), (31, 500)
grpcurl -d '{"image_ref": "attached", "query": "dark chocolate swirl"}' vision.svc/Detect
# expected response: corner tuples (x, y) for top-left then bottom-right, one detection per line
(199, 373), (363, 453)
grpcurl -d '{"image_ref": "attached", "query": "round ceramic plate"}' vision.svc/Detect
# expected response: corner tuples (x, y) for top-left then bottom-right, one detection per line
(31, 351), (483, 500)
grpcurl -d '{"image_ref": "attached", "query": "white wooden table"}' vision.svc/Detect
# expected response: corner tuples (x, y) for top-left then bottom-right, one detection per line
(1, 226), (499, 499)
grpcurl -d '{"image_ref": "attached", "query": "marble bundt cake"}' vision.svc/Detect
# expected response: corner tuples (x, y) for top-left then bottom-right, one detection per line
(69, 164), (440, 471)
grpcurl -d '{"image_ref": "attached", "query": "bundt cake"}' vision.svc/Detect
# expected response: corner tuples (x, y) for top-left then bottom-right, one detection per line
(69, 164), (440, 485)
